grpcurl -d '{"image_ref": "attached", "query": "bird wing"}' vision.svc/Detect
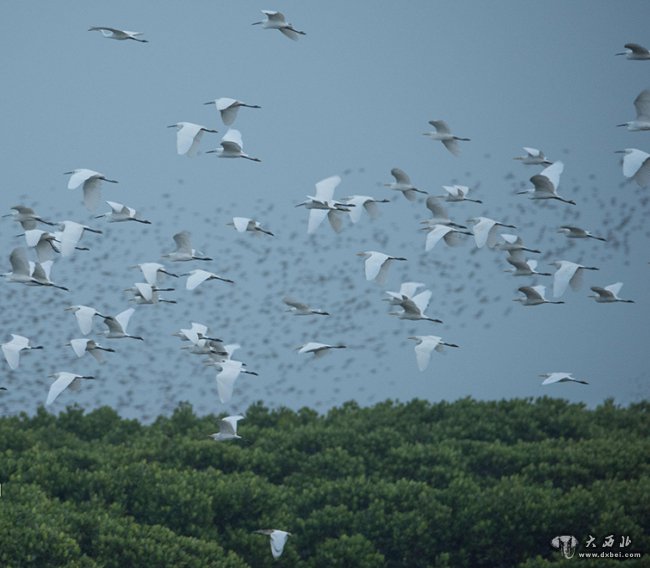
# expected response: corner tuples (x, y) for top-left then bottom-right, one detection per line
(605, 282), (623, 297)
(568, 265), (584, 291)
(414, 336), (440, 371)
(442, 139), (461, 156)
(24, 230), (44, 248)
(9, 247), (31, 276)
(280, 28), (302, 41)
(363, 200), (381, 220)
(425, 225), (453, 251)
(412, 290), (432, 313)
(553, 262), (576, 297)
(173, 231), (193, 253)
(428, 120), (450, 133)
(425, 197), (449, 220)
(363, 252), (389, 281)
(299, 342), (325, 354)
(83, 179), (102, 211)
(634, 89), (650, 121)
(232, 217), (251, 232)
(106, 200), (126, 214)
(523, 147), (541, 157)
(2, 337), (26, 370)
(139, 263), (161, 285)
(625, 43), (650, 55)
(590, 286), (612, 300)
(185, 270), (211, 290)
(221, 414), (244, 435)
(621, 149), (650, 178)
(216, 98), (237, 111)
(283, 297), (309, 311)
(537, 161), (564, 191)
(472, 218), (494, 249)
(69, 338), (89, 358)
(314, 175), (342, 202)
(46, 373), (77, 405)
(633, 155), (650, 187)
(327, 210), (344, 233)
(307, 209), (328, 234)
(176, 122), (203, 156)
(519, 286), (544, 301)
(135, 282), (154, 301)
(269, 531), (289, 559)
(264, 10), (285, 22)
(60, 222), (84, 257)
(115, 308), (135, 332)
(219, 106), (239, 126)
(344, 196), (365, 223)
(399, 282), (424, 298)
(67, 169), (95, 190)
(74, 306), (95, 335)
(390, 168), (410, 184)
(221, 129), (244, 150)
(541, 373), (564, 385)
(216, 361), (243, 403)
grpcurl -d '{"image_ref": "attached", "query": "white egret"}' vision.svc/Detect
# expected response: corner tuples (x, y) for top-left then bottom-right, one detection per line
(254, 529), (292, 559)
(384, 168), (427, 201)
(589, 283), (634, 303)
(209, 415), (244, 441)
(173, 322), (222, 345)
(2, 334), (43, 370)
(437, 185), (482, 203)
(504, 254), (551, 277)
(616, 43), (650, 60)
(95, 201), (151, 224)
(422, 197), (468, 229)
(495, 234), (541, 254)
(3, 205), (55, 230)
(422, 120), (470, 156)
(615, 148), (650, 187)
(618, 89), (650, 130)
(167, 122), (218, 156)
(67, 338), (115, 363)
(552, 260), (599, 298)
(297, 342), (347, 358)
(296, 175), (351, 234)
(3, 247), (39, 285)
(423, 224), (472, 252)
(131, 262), (178, 286)
(557, 226), (606, 242)
(467, 217), (516, 249)
(88, 27), (148, 42)
(46, 372), (95, 406)
(283, 297), (329, 316)
(540, 372), (588, 386)
(57, 221), (102, 257)
(252, 10), (305, 40)
(19, 230), (59, 262)
(65, 305), (106, 335)
(357, 251), (407, 285)
(204, 98), (261, 126)
(163, 231), (212, 262)
(343, 195), (389, 223)
(65, 169), (118, 211)
(101, 308), (144, 341)
(390, 289), (443, 323)
(183, 269), (234, 290)
(30, 260), (69, 291)
(384, 282), (426, 305)
(126, 282), (177, 305)
(206, 129), (260, 162)
(229, 217), (273, 236)
(514, 285), (564, 306)
(513, 147), (552, 166)
(517, 161), (575, 205)
(209, 359), (258, 404)
(408, 335), (459, 371)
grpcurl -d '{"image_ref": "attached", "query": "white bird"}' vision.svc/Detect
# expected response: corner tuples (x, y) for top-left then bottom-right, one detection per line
(173, 322), (221, 345)
(252, 10), (305, 40)
(423, 224), (472, 252)
(19, 229), (59, 262)
(540, 372), (588, 386)
(65, 305), (107, 335)
(297, 342), (346, 359)
(204, 98), (261, 126)
(384, 281), (426, 305)
(390, 289), (443, 323)
(517, 161), (575, 205)
(504, 254), (551, 277)
(437, 185), (482, 203)
(513, 147), (552, 166)
(357, 251), (407, 285)
(557, 226), (606, 242)
(495, 234), (541, 254)
(46, 372), (96, 406)
(167, 122), (218, 156)
(283, 297), (329, 316)
(2, 334), (43, 370)
(88, 26), (148, 42)
(56, 221), (102, 257)
(514, 285), (564, 306)
(102, 308), (144, 341)
(211, 359), (258, 404)
(131, 262), (178, 286)
(468, 217), (517, 249)
(64, 169), (118, 211)
(209, 415), (244, 441)
(30, 260), (68, 291)
(126, 282), (176, 305)
(384, 168), (427, 201)
(616, 43), (650, 60)
(615, 148), (650, 187)
(183, 269), (234, 290)
(422, 120), (470, 156)
(254, 529), (292, 559)
(3, 247), (39, 285)
(589, 283), (634, 303)
(229, 217), (274, 236)
(408, 335), (459, 371)
(95, 201), (151, 224)
(617, 89), (650, 131)
(422, 197), (468, 229)
(3, 205), (55, 230)
(206, 129), (260, 162)
(343, 195), (390, 223)
(67, 338), (115, 363)
(163, 231), (212, 262)
(552, 260), (599, 298)
(296, 175), (351, 234)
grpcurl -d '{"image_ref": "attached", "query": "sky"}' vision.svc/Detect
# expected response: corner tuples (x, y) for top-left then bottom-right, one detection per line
(1, 1), (649, 420)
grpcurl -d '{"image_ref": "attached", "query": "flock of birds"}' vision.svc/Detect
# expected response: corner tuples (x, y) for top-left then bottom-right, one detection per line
(2, 10), (650, 559)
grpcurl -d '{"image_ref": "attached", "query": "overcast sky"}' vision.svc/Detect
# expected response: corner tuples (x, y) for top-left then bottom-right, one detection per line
(1, 1), (648, 420)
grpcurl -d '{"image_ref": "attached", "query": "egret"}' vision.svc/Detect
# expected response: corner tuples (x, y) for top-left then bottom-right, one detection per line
(183, 337), (228, 358)
(422, 120), (470, 156)
(589, 283), (634, 303)
(30, 260), (69, 291)
(283, 297), (329, 316)
(517, 161), (575, 205)
(468, 217), (516, 249)
(2, 334), (43, 370)
(616, 43), (650, 60)
(206, 129), (260, 161)
(615, 148), (650, 187)
(67, 338), (115, 363)
(557, 226), (606, 242)
(423, 224), (472, 252)
(495, 234), (541, 254)
(88, 26), (148, 42)
(297, 342), (346, 358)
(126, 282), (177, 305)
(384, 168), (427, 201)
(209, 359), (258, 404)
(254, 529), (292, 559)
(46, 372), (95, 406)
(163, 231), (212, 262)
(617, 89), (650, 131)
(513, 147), (552, 166)
(384, 282), (426, 305)
(422, 197), (468, 229)
(209, 415), (244, 441)
(183, 269), (234, 290)
(101, 308), (144, 341)
(390, 289), (443, 323)
(131, 262), (178, 286)
(204, 98), (261, 126)
(95, 200), (151, 224)
(3, 247), (40, 285)
(437, 185), (482, 203)
(167, 122), (218, 156)
(357, 251), (407, 285)
(19, 230), (59, 262)
(343, 195), (390, 223)
(229, 217), (273, 236)
(408, 335), (459, 371)
(3, 205), (55, 230)
(504, 254), (551, 277)
(65, 305), (106, 335)
(173, 322), (222, 345)
(552, 260), (599, 298)
(514, 285), (564, 306)
(252, 10), (305, 40)
(65, 169), (118, 211)
(57, 221), (102, 257)
(296, 175), (351, 234)
(540, 372), (588, 386)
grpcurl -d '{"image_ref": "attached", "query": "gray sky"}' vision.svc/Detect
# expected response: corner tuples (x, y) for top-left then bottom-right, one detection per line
(1, 1), (649, 419)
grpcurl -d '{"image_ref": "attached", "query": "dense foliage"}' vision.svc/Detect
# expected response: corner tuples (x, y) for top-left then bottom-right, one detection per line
(0, 398), (648, 567)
